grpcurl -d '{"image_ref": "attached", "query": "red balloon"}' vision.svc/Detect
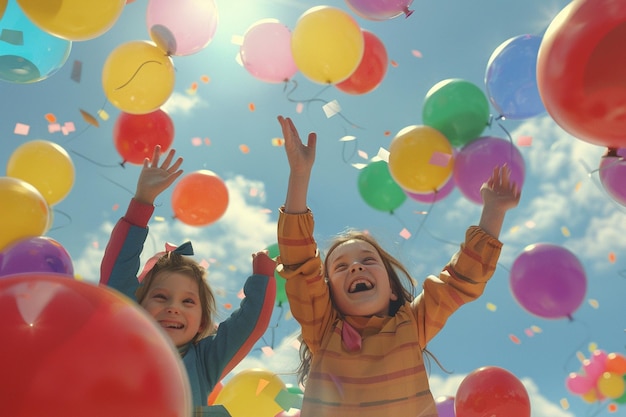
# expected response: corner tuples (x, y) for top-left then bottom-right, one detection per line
(537, 0), (626, 147)
(455, 366), (530, 417)
(0, 273), (191, 417)
(335, 29), (388, 95)
(113, 108), (175, 165)
(171, 170), (229, 226)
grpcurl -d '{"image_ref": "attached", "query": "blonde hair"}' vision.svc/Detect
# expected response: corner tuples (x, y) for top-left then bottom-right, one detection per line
(296, 230), (416, 386)
(135, 251), (217, 344)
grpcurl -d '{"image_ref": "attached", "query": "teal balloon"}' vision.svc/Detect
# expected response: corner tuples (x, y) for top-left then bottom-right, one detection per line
(0, 1), (71, 83)
(422, 78), (490, 147)
(358, 160), (406, 212)
(265, 243), (287, 306)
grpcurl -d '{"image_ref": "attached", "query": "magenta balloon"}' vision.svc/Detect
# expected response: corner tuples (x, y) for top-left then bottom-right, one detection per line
(435, 395), (456, 417)
(454, 136), (525, 204)
(146, 0), (218, 56)
(509, 243), (587, 319)
(240, 20), (298, 83)
(406, 175), (455, 204)
(345, 0), (414, 20)
(565, 372), (595, 395)
(0, 236), (74, 277)
(599, 148), (626, 206)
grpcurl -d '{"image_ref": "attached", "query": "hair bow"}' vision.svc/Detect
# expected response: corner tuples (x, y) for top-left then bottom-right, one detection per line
(138, 241), (194, 282)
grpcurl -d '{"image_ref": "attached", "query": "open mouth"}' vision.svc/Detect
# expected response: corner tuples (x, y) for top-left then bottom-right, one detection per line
(348, 279), (374, 293)
(161, 321), (184, 329)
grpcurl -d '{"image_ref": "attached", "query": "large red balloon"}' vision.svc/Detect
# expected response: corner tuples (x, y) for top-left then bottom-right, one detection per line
(537, 0), (626, 147)
(113, 108), (175, 165)
(171, 170), (229, 226)
(0, 273), (191, 417)
(455, 366), (530, 417)
(335, 29), (388, 95)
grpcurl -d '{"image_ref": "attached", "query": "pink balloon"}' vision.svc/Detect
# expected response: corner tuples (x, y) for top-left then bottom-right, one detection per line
(599, 148), (626, 206)
(583, 350), (609, 381)
(454, 136), (525, 204)
(435, 395), (456, 417)
(509, 243), (587, 320)
(406, 175), (456, 204)
(146, 0), (218, 56)
(240, 20), (298, 83)
(565, 372), (595, 395)
(345, 0), (414, 20)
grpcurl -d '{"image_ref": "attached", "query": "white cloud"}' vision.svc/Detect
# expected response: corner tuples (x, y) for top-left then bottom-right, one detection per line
(162, 91), (207, 115)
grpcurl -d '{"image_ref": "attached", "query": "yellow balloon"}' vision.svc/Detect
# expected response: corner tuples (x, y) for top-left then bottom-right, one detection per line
(16, 0), (125, 41)
(215, 368), (286, 417)
(102, 40), (175, 114)
(388, 125), (454, 193)
(0, 177), (49, 252)
(7, 140), (75, 206)
(597, 372), (626, 399)
(291, 6), (364, 84)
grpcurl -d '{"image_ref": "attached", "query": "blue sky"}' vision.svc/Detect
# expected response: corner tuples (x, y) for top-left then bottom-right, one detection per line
(2, 1), (625, 416)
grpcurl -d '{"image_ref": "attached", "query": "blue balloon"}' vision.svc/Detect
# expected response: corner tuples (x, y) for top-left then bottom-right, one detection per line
(0, 1), (71, 83)
(485, 34), (545, 120)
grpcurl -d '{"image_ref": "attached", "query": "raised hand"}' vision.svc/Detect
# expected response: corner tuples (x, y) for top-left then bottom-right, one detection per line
(480, 164), (521, 212)
(134, 145), (184, 205)
(278, 115), (317, 177)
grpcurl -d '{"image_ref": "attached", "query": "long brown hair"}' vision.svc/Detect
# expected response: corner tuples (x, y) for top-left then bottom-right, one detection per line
(296, 230), (416, 386)
(135, 251), (218, 344)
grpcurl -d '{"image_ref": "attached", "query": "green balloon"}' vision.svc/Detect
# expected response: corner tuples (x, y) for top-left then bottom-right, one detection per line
(358, 160), (406, 212)
(265, 243), (288, 306)
(422, 78), (490, 147)
(615, 374), (626, 404)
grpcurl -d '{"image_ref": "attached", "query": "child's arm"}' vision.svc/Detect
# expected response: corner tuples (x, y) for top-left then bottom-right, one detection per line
(477, 164), (521, 238)
(277, 115), (317, 214)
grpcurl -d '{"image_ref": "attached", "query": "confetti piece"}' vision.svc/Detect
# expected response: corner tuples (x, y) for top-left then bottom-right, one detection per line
(376, 147), (390, 162)
(296, 102), (304, 113)
(486, 302), (497, 312)
(70, 60), (82, 83)
(45, 113), (57, 123)
(609, 252), (616, 263)
(14, 123), (29, 135)
(322, 100), (341, 118)
(239, 144), (250, 154)
(525, 220), (536, 228)
(530, 325), (542, 333)
(199, 259), (209, 269)
(80, 109), (99, 127)
(201, 75), (210, 83)
(92, 241), (99, 249)
(231, 34), (244, 45)
(48, 123), (61, 133)
(588, 299), (599, 309)
(154, 216), (165, 222)
(561, 226), (570, 237)
(339, 135), (356, 142)
(237, 288), (244, 299)
(524, 328), (534, 337)
(576, 351), (585, 362)
(261, 346), (274, 357)
(516, 136), (532, 147)
(357, 150), (368, 160)
(510, 225), (520, 233)
(608, 403), (617, 413)
(351, 163), (367, 169)
(272, 137), (285, 146)
(390, 60), (398, 67)
(588, 342), (598, 353)
(0, 29), (23, 45)
(223, 303), (232, 310)
(291, 339), (301, 350)
(429, 151), (452, 167)
(249, 187), (259, 197)
(509, 334), (521, 344)
(411, 50), (422, 58)
(248, 102), (256, 111)
(62, 121), (75, 135)
(399, 228), (411, 240)
(256, 379), (270, 395)
(575, 181), (582, 192)
(228, 265), (237, 272)
(190, 81), (198, 91)
(112, 203), (119, 211)
(191, 137), (202, 146)
(560, 398), (569, 410)
(384, 130), (391, 136)
(204, 137), (211, 146)
(97, 109), (109, 121)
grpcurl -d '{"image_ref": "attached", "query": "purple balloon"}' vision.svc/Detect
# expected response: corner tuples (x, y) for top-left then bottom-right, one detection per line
(345, 0), (414, 20)
(509, 243), (587, 319)
(454, 136), (525, 204)
(406, 175), (456, 204)
(599, 148), (626, 206)
(0, 236), (74, 277)
(435, 395), (456, 417)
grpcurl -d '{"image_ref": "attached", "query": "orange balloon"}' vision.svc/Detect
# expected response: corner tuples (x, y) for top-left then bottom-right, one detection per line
(388, 125), (454, 193)
(171, 170), (229, 226)
(606, 352), (626, 374)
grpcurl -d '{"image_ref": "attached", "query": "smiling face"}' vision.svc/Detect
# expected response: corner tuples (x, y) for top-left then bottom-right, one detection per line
(326, 238), (398, 317)
(140, 271), (204, 347)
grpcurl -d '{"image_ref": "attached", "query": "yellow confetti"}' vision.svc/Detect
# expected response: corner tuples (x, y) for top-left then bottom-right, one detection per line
(575, 181), (582, 192)
(486, 302), (497, 312)
(560, 398), (569, 410)
(561, 226), (570, 237)
(154, 216), (165, 222)
(272, 137), (285, 146)
(239, 144), (250, 154)
(588, 342), (598, 353)
(530, 325), (542, 333)
(609, 251), (616, 263)
(589, 299), (599, 309)
(510, 225), (520, 233)
(228, 265), (237, 272)
(97, 109), (109, 121)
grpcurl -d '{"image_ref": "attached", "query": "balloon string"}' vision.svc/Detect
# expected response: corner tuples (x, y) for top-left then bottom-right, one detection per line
(115, 60), (163, 90)
(47, 208), (73, 232)
(97, 173), (135, 196)
(260, 303), (284, 350)
(283, 79), (365, 129)
(490, 114), (517, 164)
(70, 149), (124, 168)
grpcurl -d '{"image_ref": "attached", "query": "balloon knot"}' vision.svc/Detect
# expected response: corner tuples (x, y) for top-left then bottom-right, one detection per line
(404, 8), (414, 18)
